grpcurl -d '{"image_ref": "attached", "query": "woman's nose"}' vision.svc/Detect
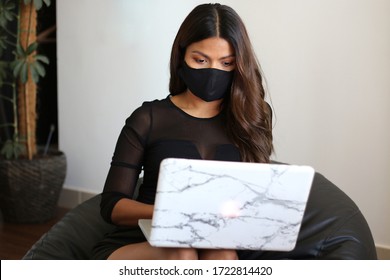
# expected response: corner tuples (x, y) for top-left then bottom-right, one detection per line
(209, 61), (223, 70)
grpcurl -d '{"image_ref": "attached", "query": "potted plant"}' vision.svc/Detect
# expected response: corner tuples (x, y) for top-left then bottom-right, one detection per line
(0, 0), (66, 223)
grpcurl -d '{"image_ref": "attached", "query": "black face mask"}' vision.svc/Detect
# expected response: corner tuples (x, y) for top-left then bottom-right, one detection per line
(179, 62), (234, 102)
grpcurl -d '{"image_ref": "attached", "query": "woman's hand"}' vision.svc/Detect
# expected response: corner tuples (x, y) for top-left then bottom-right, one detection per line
(111, 198), (154, 226)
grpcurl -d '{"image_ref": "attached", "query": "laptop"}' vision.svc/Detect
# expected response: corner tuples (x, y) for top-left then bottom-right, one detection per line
(138, 158), (315, 251)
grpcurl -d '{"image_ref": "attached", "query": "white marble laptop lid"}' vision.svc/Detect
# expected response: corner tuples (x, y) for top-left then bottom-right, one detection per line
(138, 158), (315, 251)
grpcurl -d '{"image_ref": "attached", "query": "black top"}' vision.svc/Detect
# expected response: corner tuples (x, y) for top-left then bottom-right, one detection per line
(100, 97), (241, 222)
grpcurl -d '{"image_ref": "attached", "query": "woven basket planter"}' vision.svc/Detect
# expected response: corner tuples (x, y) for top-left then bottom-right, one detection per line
(0, 151), (66, 223)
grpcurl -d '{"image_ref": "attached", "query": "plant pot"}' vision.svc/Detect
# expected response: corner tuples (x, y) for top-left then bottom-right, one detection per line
(0, 151), (66, 223)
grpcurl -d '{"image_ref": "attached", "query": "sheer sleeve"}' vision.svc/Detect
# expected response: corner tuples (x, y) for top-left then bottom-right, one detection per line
(100, 103), (151, 223)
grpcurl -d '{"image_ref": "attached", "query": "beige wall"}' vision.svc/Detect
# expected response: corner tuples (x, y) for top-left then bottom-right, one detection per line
(57, 0), (390, 248)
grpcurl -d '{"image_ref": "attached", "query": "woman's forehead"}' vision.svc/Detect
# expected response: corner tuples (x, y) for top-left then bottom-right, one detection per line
(186, 37), (235, 58)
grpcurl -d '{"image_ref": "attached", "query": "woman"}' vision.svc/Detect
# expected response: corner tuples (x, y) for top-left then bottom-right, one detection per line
(93, 3), (273, 260)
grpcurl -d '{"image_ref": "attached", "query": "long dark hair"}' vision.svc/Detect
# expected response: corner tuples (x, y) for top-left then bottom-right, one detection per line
(169, 3), (273, 163)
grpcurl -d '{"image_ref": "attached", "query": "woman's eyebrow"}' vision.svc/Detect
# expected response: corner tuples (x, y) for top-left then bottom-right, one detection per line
(220, 54), (236, 60)
(191, 50), (210, 59)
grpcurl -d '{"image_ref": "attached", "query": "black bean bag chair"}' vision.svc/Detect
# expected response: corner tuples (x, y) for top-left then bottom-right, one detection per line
(23, 172), (377, 259)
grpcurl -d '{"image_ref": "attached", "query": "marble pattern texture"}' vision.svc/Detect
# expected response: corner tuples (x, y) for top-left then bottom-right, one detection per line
(149, 158), (314, 251)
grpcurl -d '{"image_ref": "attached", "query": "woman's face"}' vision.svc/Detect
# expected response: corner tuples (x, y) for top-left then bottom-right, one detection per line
(184, 37), (236, 72)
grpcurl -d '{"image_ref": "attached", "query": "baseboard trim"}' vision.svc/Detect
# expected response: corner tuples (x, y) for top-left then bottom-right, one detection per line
(376, 245), (390, 260)
(58, 187), (99, 209)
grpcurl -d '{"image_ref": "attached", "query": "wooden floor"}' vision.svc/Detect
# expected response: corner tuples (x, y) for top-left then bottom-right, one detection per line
(0, 207), (69, 260)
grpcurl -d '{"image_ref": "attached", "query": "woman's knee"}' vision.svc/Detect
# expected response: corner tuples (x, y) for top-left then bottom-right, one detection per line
(107, 243), (198, 260)
(222, 250), (239, 260)
(165, 248), (198, 260)
(199, 249), (238, 260)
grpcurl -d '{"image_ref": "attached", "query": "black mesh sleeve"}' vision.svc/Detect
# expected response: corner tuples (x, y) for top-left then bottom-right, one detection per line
(100, 192), (130, 223)
(100, 103), (152, 222)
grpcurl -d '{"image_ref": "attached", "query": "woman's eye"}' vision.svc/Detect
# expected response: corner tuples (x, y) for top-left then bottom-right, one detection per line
(195, 58), (206, 64)
(222, 61), (234, 67)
